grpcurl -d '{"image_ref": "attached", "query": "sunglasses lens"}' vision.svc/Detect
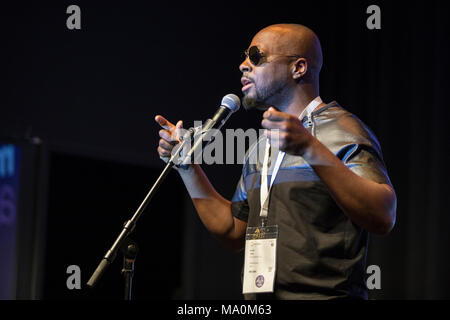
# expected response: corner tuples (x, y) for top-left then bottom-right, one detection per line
(248, 46), (261, 65)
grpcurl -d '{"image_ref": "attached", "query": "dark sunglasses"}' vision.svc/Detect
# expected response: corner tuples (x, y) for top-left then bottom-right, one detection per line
(243, 45), (301, 66)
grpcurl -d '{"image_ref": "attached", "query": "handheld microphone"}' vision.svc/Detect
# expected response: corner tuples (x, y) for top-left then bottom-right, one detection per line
(169, 93), (241, 166)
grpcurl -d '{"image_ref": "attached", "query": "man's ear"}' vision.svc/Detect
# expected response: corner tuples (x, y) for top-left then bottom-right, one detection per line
(292, 58), (307, 80)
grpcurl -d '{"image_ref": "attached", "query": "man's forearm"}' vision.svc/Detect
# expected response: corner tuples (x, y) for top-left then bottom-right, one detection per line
(177, 164), (236, 237)
(302, 138), (397, 235)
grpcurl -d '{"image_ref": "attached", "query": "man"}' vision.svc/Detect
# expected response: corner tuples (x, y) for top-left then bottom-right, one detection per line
(155, 24), (396, 299)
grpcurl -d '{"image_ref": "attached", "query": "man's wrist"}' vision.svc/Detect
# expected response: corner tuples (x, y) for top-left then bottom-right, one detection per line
(299, 136), (320, 162)
(159, 155), (193, 173)
(176, 163), (196, 176)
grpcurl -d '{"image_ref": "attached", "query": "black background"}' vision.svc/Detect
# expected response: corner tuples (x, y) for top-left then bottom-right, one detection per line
(1, 0), (449, 299)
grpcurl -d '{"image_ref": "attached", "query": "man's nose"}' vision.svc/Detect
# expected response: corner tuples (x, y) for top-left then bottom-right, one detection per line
(239, 59), (252, 73)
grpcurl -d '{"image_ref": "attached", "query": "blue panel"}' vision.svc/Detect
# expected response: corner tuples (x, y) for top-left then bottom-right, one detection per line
(0, 144), (21, 299)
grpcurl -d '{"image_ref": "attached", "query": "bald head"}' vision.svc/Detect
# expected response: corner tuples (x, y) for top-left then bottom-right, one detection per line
(240, 24), (324, 111)
(253, 24), (323, 80)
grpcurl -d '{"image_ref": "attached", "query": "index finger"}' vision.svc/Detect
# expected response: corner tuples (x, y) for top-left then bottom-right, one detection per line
(155, 115), (175, 130)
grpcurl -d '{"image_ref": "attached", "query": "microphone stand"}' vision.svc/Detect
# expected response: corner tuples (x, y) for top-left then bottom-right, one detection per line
(121, 238), (138, 300)
(86, 159), (175, 291)
(85, 93), (239, 297)
(86, 128), (196, 295)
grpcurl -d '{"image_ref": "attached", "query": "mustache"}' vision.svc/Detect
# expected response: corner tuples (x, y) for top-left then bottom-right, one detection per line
(242, 74), (254, 82)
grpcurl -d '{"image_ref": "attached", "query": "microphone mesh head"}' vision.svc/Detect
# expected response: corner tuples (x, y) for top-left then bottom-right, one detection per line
(221, 94), (241, 113)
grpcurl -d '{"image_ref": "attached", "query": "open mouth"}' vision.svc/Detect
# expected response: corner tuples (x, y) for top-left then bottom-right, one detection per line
(241, 78), (253, 92)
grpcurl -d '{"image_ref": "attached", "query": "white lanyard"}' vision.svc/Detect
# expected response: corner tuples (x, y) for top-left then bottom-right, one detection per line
(259, 97), (323, 218)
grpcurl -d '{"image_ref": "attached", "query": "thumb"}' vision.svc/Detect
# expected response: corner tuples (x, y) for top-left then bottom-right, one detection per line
(174, 120), (184, 142)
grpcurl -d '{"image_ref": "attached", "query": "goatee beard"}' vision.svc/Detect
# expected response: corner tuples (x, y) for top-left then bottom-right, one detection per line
(242, 89), (282, 111)
(242, 88), (272, 111)
(242, 95), (268, 111)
